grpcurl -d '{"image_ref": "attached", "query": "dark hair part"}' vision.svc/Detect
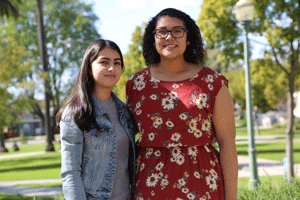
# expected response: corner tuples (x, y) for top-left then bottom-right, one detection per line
(143, 8), (204, 66)
(56, 39), (124, 131)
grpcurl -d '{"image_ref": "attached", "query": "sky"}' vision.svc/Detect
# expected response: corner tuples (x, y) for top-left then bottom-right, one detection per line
(85, 0), (202, 54)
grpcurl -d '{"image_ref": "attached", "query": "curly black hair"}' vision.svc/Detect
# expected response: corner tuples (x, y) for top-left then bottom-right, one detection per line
(143, 8), (204, 66)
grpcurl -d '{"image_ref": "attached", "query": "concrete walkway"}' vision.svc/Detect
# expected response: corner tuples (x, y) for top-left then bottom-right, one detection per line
(1, 135), (300, 198)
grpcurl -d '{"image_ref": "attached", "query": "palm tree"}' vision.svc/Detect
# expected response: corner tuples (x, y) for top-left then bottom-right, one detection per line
(0, 0), (22, 20)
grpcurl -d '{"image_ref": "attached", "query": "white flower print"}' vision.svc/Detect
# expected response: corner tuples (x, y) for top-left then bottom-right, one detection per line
(210, 169), (218, 179)
(176, 198), (183, 200)
(155, 162), (164, 171)
(136, 109), (142, 115)
(166, 120), (174, 128)
(148, 133), (155, 141)
(134, 74), (144, 85)
(204, 145), (211, 152)
(140, 163), (145, 171)
(194, 171), (201, 179)
(202, 119), (211, 132)
(208, 83), (213, 90)
(189, 118), (198, 131)
(172, 83), (179, 89)
(186, 193), (196, 200)
(161, 178), (169, 186)
(171, 132), (181, 142)
(210, 160), (216, 167)
(201, 93), (208, 102)
(150, 94), (158, 100)
(196, 98), (206, 109)
(207, 74), (214, 82)
(146, 173), (159, 187)
(146, 148), (153, 157)
(181, 187), (189, 193)
(188, 146), (198, 157)
(169, 91), (178, 99)
(158, 172), (163, 179)
(178, 178), (186, 186)
(154, 150), (161, 157)
(153, 121), (159, 128)
(179, 113), (188, 120)
(171, 146), (181, 158)
(155, 117), (163, 125)
(162, 97), (174, 110)
(136, 102), (141, 109)
(137, 81), (146, 91)
(150, 75), (160, 83)
(167, 143), (182, 148)
(194, 129), (202, 138)
(170, 157), (176, 162)
(206, 175), (217, 190)
(176, 154), (185, 165)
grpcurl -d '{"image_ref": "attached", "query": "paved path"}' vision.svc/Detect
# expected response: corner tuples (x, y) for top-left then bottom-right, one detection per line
(1, 135), (300, 198)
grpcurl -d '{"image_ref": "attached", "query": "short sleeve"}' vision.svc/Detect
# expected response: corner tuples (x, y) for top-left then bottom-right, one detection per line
(211, 73), (229, 114)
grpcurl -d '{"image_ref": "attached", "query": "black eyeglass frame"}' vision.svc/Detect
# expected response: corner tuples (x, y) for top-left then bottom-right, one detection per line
(152, 28), (189, 39)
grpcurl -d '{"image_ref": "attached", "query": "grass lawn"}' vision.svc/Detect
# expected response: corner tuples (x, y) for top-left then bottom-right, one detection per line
(14, 183), (62, 188)
(236, 141), (300, 164)
(0, 194), (54, 200)
(0, 152), (61, 181)
(0, 143), (61, 156)
(236, 126), (300, 136)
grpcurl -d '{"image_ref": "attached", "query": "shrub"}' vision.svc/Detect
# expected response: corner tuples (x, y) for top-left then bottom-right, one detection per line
(20, 129), (28, 144)
(238, 177), (300, 200)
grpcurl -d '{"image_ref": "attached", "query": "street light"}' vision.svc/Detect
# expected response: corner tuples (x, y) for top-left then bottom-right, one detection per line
(234, 0), (260, 189)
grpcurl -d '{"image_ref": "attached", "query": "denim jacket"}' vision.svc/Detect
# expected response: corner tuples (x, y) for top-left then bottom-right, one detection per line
(60, 93), (138, 200)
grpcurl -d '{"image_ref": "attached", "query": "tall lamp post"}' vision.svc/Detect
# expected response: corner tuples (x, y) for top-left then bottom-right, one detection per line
(234, 0), (260, 189)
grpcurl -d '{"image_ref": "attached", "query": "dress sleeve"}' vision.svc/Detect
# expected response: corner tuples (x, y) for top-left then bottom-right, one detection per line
(211, 73), (229, 114)
(60, 110), (87, 200)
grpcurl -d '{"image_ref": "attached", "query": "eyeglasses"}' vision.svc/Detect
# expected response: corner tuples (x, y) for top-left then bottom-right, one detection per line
(153, 28), (188, 39)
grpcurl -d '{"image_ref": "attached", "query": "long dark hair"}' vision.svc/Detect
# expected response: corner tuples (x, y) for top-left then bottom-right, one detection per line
(143, 8), (204, 66)
(56, 39), (124, 131)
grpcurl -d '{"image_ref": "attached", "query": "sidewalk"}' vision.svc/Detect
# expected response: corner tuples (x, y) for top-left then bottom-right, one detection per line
(0, 179), (62, 198)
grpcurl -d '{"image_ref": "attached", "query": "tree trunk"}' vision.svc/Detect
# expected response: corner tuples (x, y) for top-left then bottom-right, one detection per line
(36, 0), (54, 152)
(0, 132), (8, 153)
(285, 78), (295, 183)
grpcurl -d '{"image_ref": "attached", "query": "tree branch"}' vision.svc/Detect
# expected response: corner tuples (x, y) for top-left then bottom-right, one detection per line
(271, 47), (289, 75)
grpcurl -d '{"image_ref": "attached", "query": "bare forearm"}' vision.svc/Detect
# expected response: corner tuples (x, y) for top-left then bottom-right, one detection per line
(219, 143), (238, 200)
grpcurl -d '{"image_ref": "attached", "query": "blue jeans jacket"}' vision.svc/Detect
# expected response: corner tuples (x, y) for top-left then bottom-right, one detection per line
(60, 93), (137, 200)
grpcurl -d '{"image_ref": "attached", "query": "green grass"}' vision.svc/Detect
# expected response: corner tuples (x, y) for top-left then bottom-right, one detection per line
(0, 152), (61, 181)
(238, 176), (300, 200)
(0, 194), (54, 200)
(238, 175), (285, 191)
(236, 127), (300, 136)
(236, 141), (300, 164)
(14, 183), (62, 188)
(0, 143), (61, 156)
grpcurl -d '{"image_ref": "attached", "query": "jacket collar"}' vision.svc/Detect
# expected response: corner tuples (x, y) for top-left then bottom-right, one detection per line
(91, 92), (127, 118)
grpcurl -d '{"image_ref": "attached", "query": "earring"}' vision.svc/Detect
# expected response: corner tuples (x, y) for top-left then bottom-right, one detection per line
(187, 41), (190, 45)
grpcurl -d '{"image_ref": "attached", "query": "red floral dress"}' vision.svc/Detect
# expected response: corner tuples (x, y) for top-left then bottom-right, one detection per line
(126, 66), (228, 200)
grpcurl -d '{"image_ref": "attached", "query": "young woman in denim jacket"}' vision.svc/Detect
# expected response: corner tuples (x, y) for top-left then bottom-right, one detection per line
(56, 39), (138, 200)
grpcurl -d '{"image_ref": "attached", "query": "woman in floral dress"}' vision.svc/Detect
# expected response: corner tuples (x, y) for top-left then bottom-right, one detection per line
(126, 8), (238, 200)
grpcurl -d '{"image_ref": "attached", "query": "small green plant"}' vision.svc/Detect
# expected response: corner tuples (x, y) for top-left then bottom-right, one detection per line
(20, 129), (28, 144)
(54, 192), (65, 200)
(238, 177), (300, 200)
